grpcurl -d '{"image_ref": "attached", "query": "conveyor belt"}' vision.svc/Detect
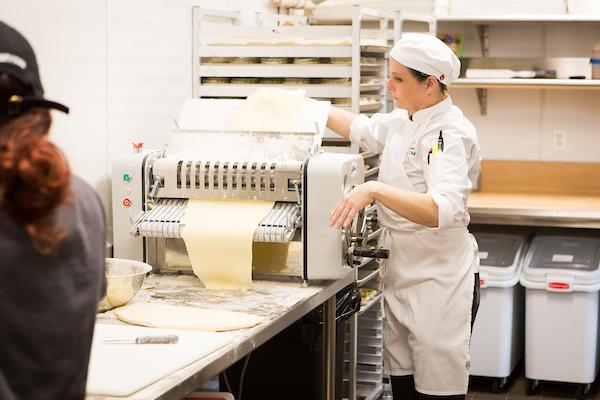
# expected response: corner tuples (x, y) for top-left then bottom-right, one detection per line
(131, 198), (300, 243)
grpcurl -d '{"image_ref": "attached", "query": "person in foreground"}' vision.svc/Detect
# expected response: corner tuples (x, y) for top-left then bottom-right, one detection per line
(327, 33), (481, 399)
(0, 21), (106, 400)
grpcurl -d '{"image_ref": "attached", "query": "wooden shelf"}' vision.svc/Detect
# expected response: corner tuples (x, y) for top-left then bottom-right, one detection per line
(452, 79), (600, 114)
(470, 192), (600, 211)
(468, 161), (600, 228)
(469, 192), (600, 228)
(452, 78), (600, 90)
(477, 160), (600, 196)
(438, 15), (600, 23)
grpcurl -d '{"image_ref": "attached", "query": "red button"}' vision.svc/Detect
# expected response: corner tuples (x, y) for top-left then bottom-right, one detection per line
(548, 282), (570, 290)
(122, 197), (132, 207)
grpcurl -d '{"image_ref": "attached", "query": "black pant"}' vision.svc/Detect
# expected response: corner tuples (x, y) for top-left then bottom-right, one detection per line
(390, 273), (481, 400)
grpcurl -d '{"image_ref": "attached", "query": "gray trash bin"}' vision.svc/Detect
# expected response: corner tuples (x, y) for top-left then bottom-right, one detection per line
(520, 233), (600, 398)
(470, 230), (529, 392)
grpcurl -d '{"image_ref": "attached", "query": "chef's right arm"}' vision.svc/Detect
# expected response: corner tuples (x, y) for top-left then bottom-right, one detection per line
(326, 107), (390, 154)
(326, 107), (356, 139)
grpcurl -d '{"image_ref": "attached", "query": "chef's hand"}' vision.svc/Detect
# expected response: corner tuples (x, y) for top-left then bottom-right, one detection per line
(329, 181), (376, 229)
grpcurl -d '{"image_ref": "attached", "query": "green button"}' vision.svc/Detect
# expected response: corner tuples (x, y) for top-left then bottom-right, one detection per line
(122, 173), (132, 183)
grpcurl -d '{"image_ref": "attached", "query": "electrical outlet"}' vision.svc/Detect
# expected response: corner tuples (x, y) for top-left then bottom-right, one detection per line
(553, 130), (567, 151)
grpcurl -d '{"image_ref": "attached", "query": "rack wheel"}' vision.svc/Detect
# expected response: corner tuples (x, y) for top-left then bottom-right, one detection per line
(526, 379), (540, 396)
(491, 377), (508, 393)
(576, 383), (591, 400)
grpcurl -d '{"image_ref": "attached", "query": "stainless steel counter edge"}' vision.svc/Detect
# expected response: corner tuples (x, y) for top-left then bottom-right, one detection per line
(94, 268), (356, 400)
(469, 208), (600, 229)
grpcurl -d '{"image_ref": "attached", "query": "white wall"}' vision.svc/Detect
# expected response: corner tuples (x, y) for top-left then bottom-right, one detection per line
(105, 0), (277, 174)
(0, 0), (277, 213)
(0, 1), (108, 198)
(1, 0), (276, 246)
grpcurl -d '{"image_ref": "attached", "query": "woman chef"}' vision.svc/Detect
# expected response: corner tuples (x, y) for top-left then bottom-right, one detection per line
(328, 33), (481, 399)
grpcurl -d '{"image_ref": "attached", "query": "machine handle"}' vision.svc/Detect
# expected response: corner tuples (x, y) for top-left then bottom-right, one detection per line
(352, 247), (389, 260)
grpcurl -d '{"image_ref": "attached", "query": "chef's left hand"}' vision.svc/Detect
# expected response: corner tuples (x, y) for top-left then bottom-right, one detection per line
(329, 181), (377, 229)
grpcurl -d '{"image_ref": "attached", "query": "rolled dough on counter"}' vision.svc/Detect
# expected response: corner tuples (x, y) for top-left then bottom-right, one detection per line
(114, 302), (263, 332)
(180, 199), (274, 290)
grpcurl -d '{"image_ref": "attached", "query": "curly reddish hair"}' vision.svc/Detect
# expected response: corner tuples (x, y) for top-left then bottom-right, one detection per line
(0, 72), (71, 254)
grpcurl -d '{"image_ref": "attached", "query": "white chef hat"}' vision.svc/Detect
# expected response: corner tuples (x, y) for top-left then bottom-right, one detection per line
(389, 33), (460, 85)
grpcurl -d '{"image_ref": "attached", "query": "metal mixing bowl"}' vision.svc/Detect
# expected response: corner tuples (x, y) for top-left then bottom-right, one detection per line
(97, 258), (152, 312)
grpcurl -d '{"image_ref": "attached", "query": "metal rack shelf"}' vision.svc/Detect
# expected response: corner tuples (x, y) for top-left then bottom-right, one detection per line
(342, 383), (382, 400)
(192, 8), (392, 400)
(364, 166), (380, 178)
(197, 84), (387, 98)
(358, 293), (383, 317)
(359, 103), (383, 112)
(199, 64), (352, 78)
(199, 44), (355, 58)
(193, 6), (391, 147)
(198, 83), (353, 98)
(368, 227), (383, 242)
(354, 257), (377, 269)
(366, 386), (384, 400)
(360, 151), (378, 159)
(360, 384), (383, 400)
(360, 82), (384, 92)
(357, 268), (379, 286)
(342, 383), (383, 400)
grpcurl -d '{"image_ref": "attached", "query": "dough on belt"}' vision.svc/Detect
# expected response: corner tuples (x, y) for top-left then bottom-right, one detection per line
(180, 200), (274, 290)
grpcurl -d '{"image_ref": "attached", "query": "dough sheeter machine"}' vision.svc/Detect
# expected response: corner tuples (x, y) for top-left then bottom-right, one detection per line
(112, 98), (388, 282)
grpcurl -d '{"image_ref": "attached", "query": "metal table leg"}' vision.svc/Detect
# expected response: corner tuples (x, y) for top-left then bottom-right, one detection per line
(323, 296), (336, 400)
(348, 312), (357, 400)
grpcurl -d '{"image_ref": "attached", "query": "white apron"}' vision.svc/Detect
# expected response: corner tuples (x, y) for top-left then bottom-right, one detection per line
(377, 124), (478, 396)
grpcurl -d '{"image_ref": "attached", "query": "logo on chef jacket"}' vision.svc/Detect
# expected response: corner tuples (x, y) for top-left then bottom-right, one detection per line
(407, 143), (417, 159)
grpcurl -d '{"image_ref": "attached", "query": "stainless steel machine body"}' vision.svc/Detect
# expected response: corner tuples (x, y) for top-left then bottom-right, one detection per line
(113, 144), (364, 281)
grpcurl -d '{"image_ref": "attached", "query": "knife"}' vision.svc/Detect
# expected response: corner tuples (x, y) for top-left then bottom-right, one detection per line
(99, 334), (179, 344)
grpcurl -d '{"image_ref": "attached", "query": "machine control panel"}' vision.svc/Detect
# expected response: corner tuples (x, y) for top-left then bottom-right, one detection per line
(112, 151), (151, 260)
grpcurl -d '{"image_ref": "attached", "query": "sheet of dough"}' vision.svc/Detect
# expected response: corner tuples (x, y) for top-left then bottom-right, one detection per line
(114, 303), (262, 332)
(180, 199), (274, 290)
(226, 87), (305, 132)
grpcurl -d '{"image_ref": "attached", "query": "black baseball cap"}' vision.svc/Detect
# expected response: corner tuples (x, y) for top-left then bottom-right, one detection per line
(0, 21), (68, 116)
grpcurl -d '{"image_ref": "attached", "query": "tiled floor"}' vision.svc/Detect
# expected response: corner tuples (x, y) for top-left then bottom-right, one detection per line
(467, 363), (599, 400)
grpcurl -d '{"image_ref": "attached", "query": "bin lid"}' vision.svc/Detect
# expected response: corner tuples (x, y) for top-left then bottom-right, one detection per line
(520, 234), (600, 292)
(473, 231), (528, 288)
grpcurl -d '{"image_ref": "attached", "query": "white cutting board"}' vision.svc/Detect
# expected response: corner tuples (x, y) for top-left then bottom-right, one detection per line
(86, 324), (233, 397)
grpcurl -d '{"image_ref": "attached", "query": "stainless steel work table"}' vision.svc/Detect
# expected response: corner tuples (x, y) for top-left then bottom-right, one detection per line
(88, 268), (356, 400)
